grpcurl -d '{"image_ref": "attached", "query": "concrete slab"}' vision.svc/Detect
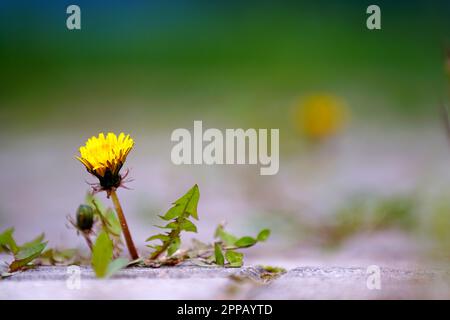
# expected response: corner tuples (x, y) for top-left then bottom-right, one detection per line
(1, 265), (449, 299)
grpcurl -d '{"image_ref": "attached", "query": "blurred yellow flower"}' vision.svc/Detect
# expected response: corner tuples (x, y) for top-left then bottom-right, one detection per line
(294, 94), (348, 140)
(77, 132), (134, 189)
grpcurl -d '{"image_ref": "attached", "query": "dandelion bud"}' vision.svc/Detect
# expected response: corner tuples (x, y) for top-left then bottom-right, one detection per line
(76, 204), (94, 231)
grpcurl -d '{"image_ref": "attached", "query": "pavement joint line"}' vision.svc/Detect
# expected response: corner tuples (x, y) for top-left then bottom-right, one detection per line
(2, 265), (448, 283)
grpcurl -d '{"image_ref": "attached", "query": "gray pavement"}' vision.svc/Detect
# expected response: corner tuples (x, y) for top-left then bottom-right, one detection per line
(1, 264), (449, 299)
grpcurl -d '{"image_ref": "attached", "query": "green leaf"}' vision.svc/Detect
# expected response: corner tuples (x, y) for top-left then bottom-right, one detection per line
(146, 244), (163, 251)
(146, 234), (170, 242)
(225, 250), (243, 267)
(234, 236), (257, 248)
(39, 249), (54, 260)
(161, 222), (179, 229)
(257, 229), (271, 242)
(179, 219), (197, 233)
(214, 243), (224, 266)
(86, 193), (106, 213)
(105, 209), (122, 236)
(185, 185), (200, 220)
(37, 248), (80, 266)
(259, 265), (286, 281)
(20, 233), (46, 250)
(0, 228), (18, 254)
(173, 184), (195, 205)
(14, 242), (46, 260)
(92, 231), (113, 278)
(52, 249), (78, 264)
(105, 258), (129, 278)
(9, 242), (47, 272)
(160, 220), (197, 232)
(173, 184), (200, 220)
(214, 225), (238, 246)
(161, 205), (184, 221)
(167, 237), (180, 256)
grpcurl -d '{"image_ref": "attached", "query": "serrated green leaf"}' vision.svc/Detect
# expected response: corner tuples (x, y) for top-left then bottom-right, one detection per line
(173, 184), (200, 220)
(20, 233), (46, 250)
(0, 228), (18, 254)
(163, 222), (179, 229)
(214, 225), (238, 246)
(167, 237), (180, 256)
(225, 250), (243, 267)
(161, 205), (184, 220)
(214, 243), (224, 266)
(92, 231), (113, 278)
(15, 242), (46, 260)
(179, 219), (197, 233)
(235, 236), (257, 248)
(148, 185), (201, 260)
(146, 244), (163, 251)
(257, 229), (271, 242)
(146, 234), (170, 242)
(157, 220), (197, 232)
(105, 258), (129, 278)
(9, 242), (47, 272)
(185, 185), (200, 220)
(173, 184), (195, 205)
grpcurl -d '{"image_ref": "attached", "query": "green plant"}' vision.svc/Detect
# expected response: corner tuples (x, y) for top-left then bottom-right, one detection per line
(0, 228), (47, 277)
(144, 185), (271, 267)
(91, 230), (129, 278)
(1, 184), (271, 279)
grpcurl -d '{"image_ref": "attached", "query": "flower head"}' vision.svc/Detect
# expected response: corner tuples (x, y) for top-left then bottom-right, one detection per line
(77, 132), (134, 190)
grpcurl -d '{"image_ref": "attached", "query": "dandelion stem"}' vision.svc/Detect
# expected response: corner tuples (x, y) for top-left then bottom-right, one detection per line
(110, 189), (139, 260)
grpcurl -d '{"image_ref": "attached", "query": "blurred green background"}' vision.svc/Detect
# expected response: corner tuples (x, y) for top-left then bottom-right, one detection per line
(1, 0), (449, 133)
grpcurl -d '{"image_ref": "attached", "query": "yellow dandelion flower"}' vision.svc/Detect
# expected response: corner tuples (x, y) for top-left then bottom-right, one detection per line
(77, 132), (134, 190)
(76, 132), (139, 259)
(294, 94), (348, 141)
